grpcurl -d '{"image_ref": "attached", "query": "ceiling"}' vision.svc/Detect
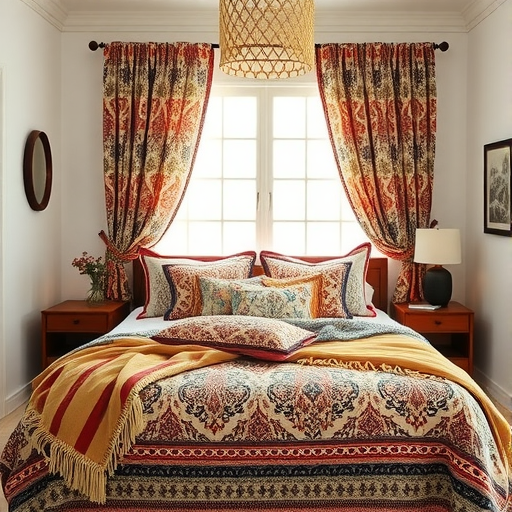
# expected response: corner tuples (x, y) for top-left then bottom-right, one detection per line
(26, 0), (502, 32)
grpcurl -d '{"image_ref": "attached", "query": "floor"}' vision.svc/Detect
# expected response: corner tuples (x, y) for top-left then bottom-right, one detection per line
(1, 398), (511, 512)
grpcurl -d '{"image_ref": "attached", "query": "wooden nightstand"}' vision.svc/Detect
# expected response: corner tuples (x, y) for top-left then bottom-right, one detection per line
(41, 300), (130, 369)
(392, 301), (474, 375)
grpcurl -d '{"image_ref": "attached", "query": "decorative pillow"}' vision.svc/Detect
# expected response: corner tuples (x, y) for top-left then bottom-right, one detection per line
(138, 249), (256, 319)
(163, 255), (256, 320)
(152, 315), (317, 361)
(198, 276), (263, 316)
(260, 243), (374, 317)
(231, 279), (320, 319)
(259, 255), (353, 318)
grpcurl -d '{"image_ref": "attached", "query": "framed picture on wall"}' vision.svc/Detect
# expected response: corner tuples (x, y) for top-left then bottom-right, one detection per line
(484, 138), (512, 236)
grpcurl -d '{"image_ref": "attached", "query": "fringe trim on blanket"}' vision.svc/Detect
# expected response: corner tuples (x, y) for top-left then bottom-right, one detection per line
(25, 407), (107, 503)
(296, 357), (446, 382)
(26, 364), (189, 504)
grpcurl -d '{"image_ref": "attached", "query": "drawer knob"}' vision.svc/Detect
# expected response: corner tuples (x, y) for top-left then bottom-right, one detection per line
(434, 320), (442, 325)
(73, 319), (80, 325)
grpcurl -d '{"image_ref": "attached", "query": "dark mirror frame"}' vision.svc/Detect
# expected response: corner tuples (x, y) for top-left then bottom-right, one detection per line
(23, 130), (53, 211)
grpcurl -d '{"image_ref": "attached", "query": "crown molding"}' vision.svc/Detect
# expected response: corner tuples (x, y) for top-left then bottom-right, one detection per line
(461, 0), (508, 30)
(314, 11), (467, 34)
(62, 11), (219, 33)
(20, 0), (67, 30)
(60, 10), (468, 34)
(21, 0), (506, 34)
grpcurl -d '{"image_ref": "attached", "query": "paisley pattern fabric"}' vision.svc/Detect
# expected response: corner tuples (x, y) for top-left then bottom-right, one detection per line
(162, 253), (256, 319)
(137, 360), (480, 445)
(152, 316), (316, 360)
(2, 358), (510, 512)
(101, 42), (214, 300)
(137, 249), (215, 318)
(316, 43), (436, 303)
(137, 249), (256, 318)
(261, 244), (373, 317)
(231, 279), (320, 319)
(199, 275), (263, 315)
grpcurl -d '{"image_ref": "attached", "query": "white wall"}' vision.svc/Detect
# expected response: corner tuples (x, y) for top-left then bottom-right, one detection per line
(0, 0), (62, 415)
(466, 0), (512, 408)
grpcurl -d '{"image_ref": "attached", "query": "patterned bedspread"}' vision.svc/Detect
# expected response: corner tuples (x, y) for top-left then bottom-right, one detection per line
(1, 318), (511, 512)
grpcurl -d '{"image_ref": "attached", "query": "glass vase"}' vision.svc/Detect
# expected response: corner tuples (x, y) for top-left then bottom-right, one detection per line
(87, 275), (106, 305)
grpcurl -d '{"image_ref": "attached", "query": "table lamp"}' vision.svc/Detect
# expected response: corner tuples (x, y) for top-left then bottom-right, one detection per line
(413, 228), (461, 307)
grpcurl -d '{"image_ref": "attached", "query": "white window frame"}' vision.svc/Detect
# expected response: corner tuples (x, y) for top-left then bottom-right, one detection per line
(155, 81), (369, 256)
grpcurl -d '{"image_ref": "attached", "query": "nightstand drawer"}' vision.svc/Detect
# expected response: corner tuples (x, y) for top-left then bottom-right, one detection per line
(405, 314), (469, 333)
(41, 300), (131, 370)
(392, 302), (473, 375)
(46, 313), (108, 332)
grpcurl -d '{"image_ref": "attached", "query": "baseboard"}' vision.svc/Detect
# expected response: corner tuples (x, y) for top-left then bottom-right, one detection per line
(4, 383), (31, 416)
(473, 367), (512, 411)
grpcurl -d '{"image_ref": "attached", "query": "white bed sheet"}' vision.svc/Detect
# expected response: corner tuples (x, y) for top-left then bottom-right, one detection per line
(109, 307), (399, 336)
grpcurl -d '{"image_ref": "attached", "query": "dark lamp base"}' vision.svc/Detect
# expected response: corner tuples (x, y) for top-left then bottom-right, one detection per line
(423, 266), (452, 307)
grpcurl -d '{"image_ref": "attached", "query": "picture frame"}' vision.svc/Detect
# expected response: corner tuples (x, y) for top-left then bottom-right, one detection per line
(484, 138), (512, 236)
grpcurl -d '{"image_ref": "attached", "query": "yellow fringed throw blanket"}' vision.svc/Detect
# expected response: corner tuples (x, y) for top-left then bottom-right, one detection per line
(26, 334), (511, 504)
(28, 338), (239, 503)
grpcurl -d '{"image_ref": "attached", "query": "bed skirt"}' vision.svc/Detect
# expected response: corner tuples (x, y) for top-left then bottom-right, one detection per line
(7, 438), (506, 512)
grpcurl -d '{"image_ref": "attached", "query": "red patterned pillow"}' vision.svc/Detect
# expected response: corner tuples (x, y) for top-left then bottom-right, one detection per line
(152, 315), (316, 361)
(163, 254), (256, 320)
(260, 243), (374, 317)
(138, 249), (256, 319)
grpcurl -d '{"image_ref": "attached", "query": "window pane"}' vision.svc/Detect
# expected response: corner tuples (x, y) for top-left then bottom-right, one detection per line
(307, 96), (329, 138)
(194, 139), (221, 178)
(307, 222), (341, 255)
(224, 97), (257, 138)
(341, 193), (357, 221)
(274, 140), (305, 178)
(157, 220), (187, 253)
(307, 180), (342, 220)
(224, 222), (256, 254)
(273, 181), (305, 220)
(307, 140), (338, 179)
(187, 180), (222, 219)
(273, 222), (305, 254)
(224, 140), (256, 178)
(274, 97), (305, 138)
(189, 222), (222, 253)
(340, 222), (370, 253)
(203, 96), (222, 137)
(224, 180), (256, 220)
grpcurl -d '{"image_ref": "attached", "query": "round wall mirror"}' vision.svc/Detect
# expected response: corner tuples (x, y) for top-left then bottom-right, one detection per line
(23, 130), (53, 211)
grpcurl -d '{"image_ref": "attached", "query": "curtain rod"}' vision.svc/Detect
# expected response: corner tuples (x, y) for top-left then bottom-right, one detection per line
(88, 41), (449, 52)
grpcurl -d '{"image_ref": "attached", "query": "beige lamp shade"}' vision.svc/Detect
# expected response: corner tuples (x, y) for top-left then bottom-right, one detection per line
(219, 0), (315, 79)
(414, 229), (462, 265)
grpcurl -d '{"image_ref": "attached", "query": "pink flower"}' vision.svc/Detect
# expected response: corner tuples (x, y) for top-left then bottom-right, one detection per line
(72, 251), (106, 278)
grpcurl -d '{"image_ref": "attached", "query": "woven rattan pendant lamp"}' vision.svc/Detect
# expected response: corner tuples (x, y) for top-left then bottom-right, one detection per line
(219, 0), (315, 79)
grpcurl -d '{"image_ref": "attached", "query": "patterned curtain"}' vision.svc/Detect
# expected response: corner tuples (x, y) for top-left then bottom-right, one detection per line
(316, 43), (437, 303)
(100, 42), (214, 301)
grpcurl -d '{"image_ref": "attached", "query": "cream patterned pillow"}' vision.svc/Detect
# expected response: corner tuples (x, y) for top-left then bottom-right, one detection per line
(163, 255), (256, 320)
(229, 274), (322, 319)
(260, 243), (374, 317)
(198, 276), (263, 316)
(138, 249), (256, 319)
(152, 315), (316, 361)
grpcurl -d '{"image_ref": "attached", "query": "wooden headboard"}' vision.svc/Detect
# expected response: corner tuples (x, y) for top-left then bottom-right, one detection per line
(132, 256), (388, 312)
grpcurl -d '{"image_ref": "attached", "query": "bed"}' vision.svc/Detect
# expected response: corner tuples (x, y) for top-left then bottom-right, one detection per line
(1, 245), (511, 512)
